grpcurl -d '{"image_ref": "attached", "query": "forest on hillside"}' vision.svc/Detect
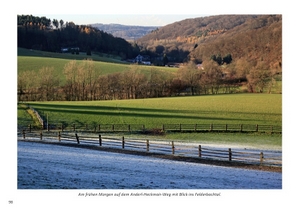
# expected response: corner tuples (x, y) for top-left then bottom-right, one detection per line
(137, 14), (282, 69)
(17, 15), (139, 59)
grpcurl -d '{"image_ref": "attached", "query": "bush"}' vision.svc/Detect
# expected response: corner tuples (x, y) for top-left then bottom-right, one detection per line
(141, 128), (165, 136)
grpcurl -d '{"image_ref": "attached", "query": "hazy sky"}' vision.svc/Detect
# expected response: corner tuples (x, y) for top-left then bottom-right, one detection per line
(19, 0), (286, 26)
(33, 14), (209, 26)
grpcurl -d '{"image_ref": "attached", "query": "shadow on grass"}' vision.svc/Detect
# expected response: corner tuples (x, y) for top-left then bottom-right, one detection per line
(28, 103), (281, 117)
(28, 103), (248, 122)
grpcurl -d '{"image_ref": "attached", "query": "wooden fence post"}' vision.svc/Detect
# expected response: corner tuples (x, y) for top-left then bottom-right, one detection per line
(146, 139), (149, 152)
(179, 124), (182, 132)
(198, 145), (202, 158)
(228, 148), (232, 161)
(75, 133), (79, 144)
(29, 124), (31, 133)
(122, 136), (125, 149)
(210, 124), (213, 131)
(172, 141), (175, 154)
(225, 124), (228, 132)
(260, 152), (264, 164)
(256, 124), (259, 132)
(194, 124), (197, 132)
(112, 125), (115, 132)
(128, 124), (131, 132)
(240, 124), (243, 132)
(58, 131), (61, 142)
(99, 134), (102, 146)
(142, 125), (145, 132)
(162, 124), (165, 132)
(61, 124), (64, 132)
(22, 130), (25, 139)
(40, 132), (43, 140)
(98, 124), (101, 132)
(73, 124), (76, 131)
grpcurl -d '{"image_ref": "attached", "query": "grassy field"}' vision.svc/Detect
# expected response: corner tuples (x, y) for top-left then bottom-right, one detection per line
(17, 104), (33, 126)
(164, 131), (282, 150)
(18, 94), (282, 149)
(18, 56), (131, 78)
(23, 94), (281, 126)
(17, 48), (178, 81)
(17, 47), (128, 63)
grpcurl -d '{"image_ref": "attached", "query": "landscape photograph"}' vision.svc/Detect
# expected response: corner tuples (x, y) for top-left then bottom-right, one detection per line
(17, 14), (282, 182)
(5, 2), (295, 210)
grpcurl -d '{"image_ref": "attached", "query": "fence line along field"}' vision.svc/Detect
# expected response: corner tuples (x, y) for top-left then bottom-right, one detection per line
(18, 93), (282, 150)
(18, 130), (282, 170)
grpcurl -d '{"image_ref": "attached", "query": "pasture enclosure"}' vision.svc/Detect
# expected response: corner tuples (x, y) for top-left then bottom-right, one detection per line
(18, 130), (282, 168)
(18, 94), (282, 149)
(22, 122), (281, 134)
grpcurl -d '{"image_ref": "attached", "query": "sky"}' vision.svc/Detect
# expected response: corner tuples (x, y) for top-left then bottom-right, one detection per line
(16, 0), (289, 27)
(32, 14), (209, 26)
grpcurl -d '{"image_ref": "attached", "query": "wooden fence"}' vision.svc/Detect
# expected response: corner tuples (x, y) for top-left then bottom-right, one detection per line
(18, 130), (282, 167)
(20, 123), (282, 134)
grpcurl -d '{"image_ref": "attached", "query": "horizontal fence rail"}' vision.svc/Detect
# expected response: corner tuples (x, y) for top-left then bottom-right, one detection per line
(18, 123), (282, 134)
(18, 130), (282, 167)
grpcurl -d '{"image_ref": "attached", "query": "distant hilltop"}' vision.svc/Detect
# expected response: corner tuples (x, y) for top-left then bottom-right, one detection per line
(90, 23), (159, 41)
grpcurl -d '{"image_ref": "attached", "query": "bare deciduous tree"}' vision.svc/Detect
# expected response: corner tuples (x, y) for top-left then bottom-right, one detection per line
(201, 60), (223, 94)
(177, 61), (201, 95)
(38, 67), (60, 100)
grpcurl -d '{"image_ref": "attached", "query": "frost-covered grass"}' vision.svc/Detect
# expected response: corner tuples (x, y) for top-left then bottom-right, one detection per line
(18, 141), (282, 189)
(163, 132), (282, 150)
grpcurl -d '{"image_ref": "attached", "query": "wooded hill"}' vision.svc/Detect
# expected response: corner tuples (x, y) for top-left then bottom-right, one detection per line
(17, 15), (139, 59)
(137, 14), (282, 70)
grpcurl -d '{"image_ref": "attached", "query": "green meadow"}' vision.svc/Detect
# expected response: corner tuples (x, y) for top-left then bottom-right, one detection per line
(17, 47), (126, 63)
(18, 56), (131, 79)
(18, 94), (282, 149)
(24, 94), (281, 127)
(17, 48), (177, 82)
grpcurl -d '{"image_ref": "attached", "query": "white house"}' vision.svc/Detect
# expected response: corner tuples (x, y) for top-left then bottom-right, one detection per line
(134, 54), (151, 65)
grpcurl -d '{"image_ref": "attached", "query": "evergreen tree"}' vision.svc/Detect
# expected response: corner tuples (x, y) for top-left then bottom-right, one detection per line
(223, 54), (232, 64)
(163, 54), (169, 66)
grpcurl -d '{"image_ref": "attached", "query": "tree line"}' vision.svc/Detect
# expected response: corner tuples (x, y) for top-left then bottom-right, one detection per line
(17, 59), (281, 102)
(17, 15), (139, 59)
